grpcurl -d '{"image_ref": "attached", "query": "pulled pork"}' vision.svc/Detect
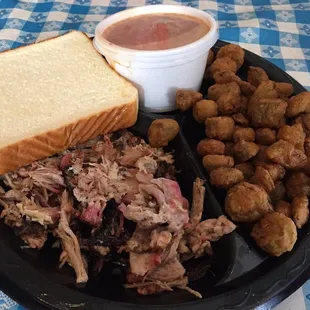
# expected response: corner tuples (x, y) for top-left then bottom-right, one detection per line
(55, 191), (88, 283)
(119, 178), (189, 232)
(0, 131), (236, 298)
(121, 177), (236, 297)
(0, 160), (63, 248)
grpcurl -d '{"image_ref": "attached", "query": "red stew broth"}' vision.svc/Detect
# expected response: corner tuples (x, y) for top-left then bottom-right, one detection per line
(102, 13), (210, 51)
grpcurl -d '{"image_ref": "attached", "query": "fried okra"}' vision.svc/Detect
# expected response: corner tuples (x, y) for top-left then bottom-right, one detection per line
(233, 127), (255, 143)
(247, 66), (269, 87)
(208, 82), (242, 116)
(240, 96), (249, 114)
(210, 167), (244, 189)
(266, 140), (307, 169)
(305, 137), (310, 157)
(232, 113), (249, 127)
(251, 212), (297, 257)
(286, 92), (310, 118)
(208, 57), (238, 78)
(176, 90), (202, 111)
(193, 100), (218, 122)
(148, 119), (179, 148)
(238, 80), (257, 97)
(213, 70), (240, 84)
(235, 163), (255, 179)
(275, 201), (292, 218)
(248, 81), (279, 116)
(275, 82), (294, 98)
(285, 172), (310, 199)
(303, 157), (310, 177)
(208, 82), (240, 101)
(252, 145), (269, 165)
(216, 44), (245, 70)
(213, 71), (256, 97)
(257, 163), (286, 181)
(249, 98), (287, 129)
(224, 142), (235, 157)
(277, 123), (306, 151)
(197, 139), (225, 156)
(217, 93), (242, 115)
(234, 140), (260, 162)
(292, 196), (309, 229)
(269, 181), (286, 203)
(205, 117), (235, 141)
(225, 182), (273, 222)
(255, 128), (277, 146)
(293, 113), (310, 137)
(202, 155), (234, 173)
(250, 166), (275, 194)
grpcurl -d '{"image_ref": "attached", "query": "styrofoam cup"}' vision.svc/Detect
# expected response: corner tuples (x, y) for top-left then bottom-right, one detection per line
(94, 5), (218, 112)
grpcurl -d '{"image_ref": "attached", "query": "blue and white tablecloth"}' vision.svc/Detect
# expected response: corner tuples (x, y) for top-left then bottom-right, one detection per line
(0, 0), (309, 309)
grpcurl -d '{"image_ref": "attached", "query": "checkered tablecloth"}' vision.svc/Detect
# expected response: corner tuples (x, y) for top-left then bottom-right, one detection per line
(0, 0), (309, 309)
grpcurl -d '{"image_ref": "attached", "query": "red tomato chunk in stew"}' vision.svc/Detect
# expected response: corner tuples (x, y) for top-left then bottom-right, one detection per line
(102, 13), (210, 51)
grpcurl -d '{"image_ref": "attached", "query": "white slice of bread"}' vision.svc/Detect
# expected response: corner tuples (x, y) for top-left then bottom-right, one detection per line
(0, 31), (138, 174)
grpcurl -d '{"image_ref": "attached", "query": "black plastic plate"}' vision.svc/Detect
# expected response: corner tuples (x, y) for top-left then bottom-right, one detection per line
(0, 40), (308, 310)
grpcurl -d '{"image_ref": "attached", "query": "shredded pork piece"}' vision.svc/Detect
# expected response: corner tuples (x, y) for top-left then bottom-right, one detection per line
(4, 174), (15, 189)
(148, 257), (186, 282)
(94, 135), (117, 161)
(123, 228), (156, 253)
(135, 156), (158, 174)
(138, 283), (171, 295)
(55, 191), (88, 283)
(121, 227), (172, 253)
(4, 189), (27, 201)
(16, 197), (59, 226)
(118, 146), (151, 167)
(188, 216), (236, 258)
(0, 198), (8, 209)
(93, 245), (110, 256)
(195, 215), (236, 242)
(119, 201), (165, 229)
(21, 231), (47, 249)
(152, 150), (174, 165)
(140, 183), (166, 206)
(119, 178), (189, 232)
(80, 201), (106, 227)
(129, 252), (162, 276)
(1, 203), (23, 227)
(161, 232), (183, 264)
(125, 276), (201, 298)
(28, 166), (65, 192)
(124, 277), (188, 289)
(177, 285), (202, 299)
(190, 178), (205, 226)
(135, 171), (153, 184)
(177, 238), (191, 254)
(128, 231), (183, 279)
(160, 201), (189, 232)
(73, 160), (128, 204)
(150, 229), (172, 250)
(60, 153), (72, 169)
(188, 237), (213, 258)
